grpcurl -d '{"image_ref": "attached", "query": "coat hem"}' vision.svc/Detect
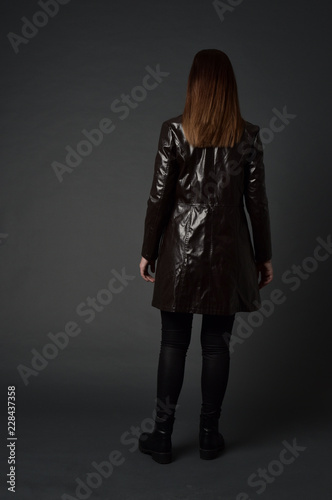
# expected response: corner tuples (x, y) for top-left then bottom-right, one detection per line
(151, 299), (261, 315)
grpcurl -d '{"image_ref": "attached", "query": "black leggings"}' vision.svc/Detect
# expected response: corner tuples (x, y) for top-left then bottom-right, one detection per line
(155, 310), (236, 421)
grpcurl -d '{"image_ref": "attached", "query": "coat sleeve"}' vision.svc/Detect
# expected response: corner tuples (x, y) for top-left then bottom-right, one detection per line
(244, 129), (272, 264)
(141, 121), (179, 261)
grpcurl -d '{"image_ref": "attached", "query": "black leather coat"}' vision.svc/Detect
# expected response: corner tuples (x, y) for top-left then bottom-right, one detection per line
(141, 114), (272, 315)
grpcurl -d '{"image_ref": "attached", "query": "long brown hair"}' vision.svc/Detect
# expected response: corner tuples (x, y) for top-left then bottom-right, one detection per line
(182, 49), (245, 148)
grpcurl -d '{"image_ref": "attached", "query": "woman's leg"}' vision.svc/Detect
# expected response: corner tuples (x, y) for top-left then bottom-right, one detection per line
(155, 310), (193, 421)
(200, 313), (235, 416)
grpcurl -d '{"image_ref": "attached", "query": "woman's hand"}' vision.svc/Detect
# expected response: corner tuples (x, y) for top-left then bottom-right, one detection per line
(139, 256), (156, 282)
(256, 260), (273, 289)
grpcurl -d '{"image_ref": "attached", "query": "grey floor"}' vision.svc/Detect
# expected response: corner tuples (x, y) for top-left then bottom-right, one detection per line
(1, 381), (330, 500)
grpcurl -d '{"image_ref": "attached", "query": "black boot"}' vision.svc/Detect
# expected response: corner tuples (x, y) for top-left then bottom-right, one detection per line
(139, 413), (175, 464)
(199, 409), (225, 460)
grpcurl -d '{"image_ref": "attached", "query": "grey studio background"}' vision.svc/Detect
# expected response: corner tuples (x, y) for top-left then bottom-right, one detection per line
(0, 0), (331, 499)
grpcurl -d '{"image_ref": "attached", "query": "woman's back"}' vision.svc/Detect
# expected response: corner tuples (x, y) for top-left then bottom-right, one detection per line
(141, 114), (272, 315)
(167, 114), (259, 206)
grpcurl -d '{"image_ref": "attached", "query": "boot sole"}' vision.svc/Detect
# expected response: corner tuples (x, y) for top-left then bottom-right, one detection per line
(139, 441), (172, 464)
(199, 445), (225, 460)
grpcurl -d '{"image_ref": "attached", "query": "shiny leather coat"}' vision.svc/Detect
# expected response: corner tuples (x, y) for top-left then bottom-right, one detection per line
(141, 114), (272, 314)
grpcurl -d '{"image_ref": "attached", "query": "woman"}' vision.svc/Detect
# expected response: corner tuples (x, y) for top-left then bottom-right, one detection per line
(138, 49), (273, 464)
